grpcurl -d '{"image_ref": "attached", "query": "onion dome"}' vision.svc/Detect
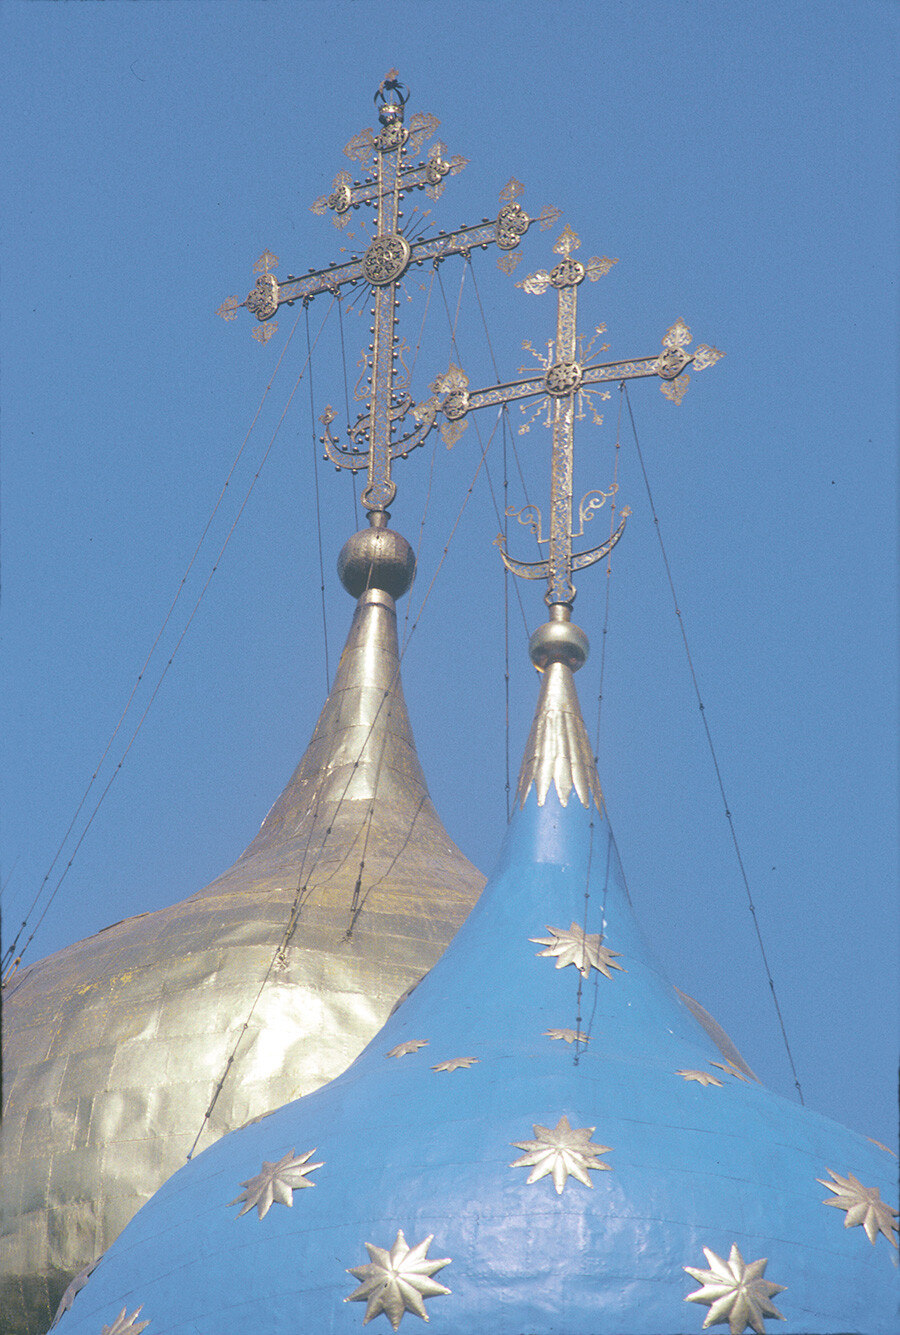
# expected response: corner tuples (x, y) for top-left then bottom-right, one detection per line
(0, 522), (484, 1335)
(46, 612), (897, 1335)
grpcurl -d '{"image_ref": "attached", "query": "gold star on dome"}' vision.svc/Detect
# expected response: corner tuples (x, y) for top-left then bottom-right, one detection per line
(530, 923), (624, 979)
(49, 1258), (99, 1328)
(684, 1245), (786, 1333)
(510, 1114), (612, 1194)
(678, 1069), (723, 1087)
(711, 1060), (751, 1084)
(228, 1148), (323, 1219)
(386, 1040), (428, 1058)
(432, 1057), (478, 1072)
(818, 1168), (899, 1248)
(544, 1028), (590, 1044)
(100, 1309), (150, 1335)
(345, 1229), (451, 1329)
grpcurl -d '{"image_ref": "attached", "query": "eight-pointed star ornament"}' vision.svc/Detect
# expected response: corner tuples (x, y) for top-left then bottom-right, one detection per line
(510, 1114), (612, 1194)
(432, 1057), (478, 1072)
(345, 1229), (451, 1329)
(684, 1244), (786, 1334)
(545, 1028), (591, 1044)
(530, 922), (624, 979)
(386, 1040), (428, 1058)
(678, 1069), (723, 1087)
(228, 1148), (323, 1219)
(818, 1168), (899, 1248)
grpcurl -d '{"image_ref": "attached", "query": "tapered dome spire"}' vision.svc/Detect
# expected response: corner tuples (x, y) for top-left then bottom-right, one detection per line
(0, 529), (483, 1335)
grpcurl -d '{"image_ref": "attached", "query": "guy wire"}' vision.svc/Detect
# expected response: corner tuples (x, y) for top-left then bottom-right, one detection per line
(305, 302), (331, 693)
(622, 384), (804, 1104)
(2, 304), (329, 977)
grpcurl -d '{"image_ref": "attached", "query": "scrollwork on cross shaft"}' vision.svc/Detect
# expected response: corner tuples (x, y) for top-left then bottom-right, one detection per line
(507, 503), (546, 544)
(576, 485), (617, 536)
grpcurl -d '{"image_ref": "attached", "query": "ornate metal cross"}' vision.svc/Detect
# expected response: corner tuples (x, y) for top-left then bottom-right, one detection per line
(218, 74), (559, 516)
(419, 223), (724, 605)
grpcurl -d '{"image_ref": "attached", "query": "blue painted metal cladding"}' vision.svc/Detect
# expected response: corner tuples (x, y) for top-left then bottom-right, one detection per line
(55, 793), (898, 1334)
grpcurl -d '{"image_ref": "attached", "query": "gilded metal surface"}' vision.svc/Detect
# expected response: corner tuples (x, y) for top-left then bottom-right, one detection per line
(0, 586), (484, 1335)
(345, 1231), (451, 1330)
(684, 1245), (787, 1333)
(515, 658), (604, 809)
(818, 1170), (899, 1247)
(510, 1116), (613, 1194)
(677, 1069), (724, 1086)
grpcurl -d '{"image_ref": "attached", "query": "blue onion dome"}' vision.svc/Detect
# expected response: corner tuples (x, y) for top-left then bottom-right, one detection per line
(49, 619), (897, 1335)
(1, 526), (483, 1335)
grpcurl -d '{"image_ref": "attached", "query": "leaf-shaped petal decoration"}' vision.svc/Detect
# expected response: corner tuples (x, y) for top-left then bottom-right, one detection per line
(586, 256), (619, 281)
(500, 176), (526, 203)
(662, 318), (692, 349)
(310, 195), (330, 217)
(430, 362), (469, 395)
(440, 418), (468, 449)
(516, 270), (551, 295)
(554, 223), (581, 256)
(344, 126), (376, 166)
(217, 297), (240, 321)
(497, 250), (523, 275)
(253, 250), (279, 274)
(692, 344), (726, 371)
(537, 204), (563, 230)
(661, 372), (690, 404)
(407, 111), (440, 153)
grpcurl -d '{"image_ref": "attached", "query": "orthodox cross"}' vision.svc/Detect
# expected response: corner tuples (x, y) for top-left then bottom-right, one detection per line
(218, 73), (559, 516)
(420, 223), (724, 605)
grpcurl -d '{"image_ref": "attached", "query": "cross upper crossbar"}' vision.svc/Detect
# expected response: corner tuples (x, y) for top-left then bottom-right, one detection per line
(418, 225), (725, 604)
(218, 77), (559, 515)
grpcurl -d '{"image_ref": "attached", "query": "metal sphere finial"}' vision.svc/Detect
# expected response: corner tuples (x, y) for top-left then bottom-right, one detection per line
(528, 604), (589, 672)
(375, 70), (408, 126)
(337, 518), (415, 601)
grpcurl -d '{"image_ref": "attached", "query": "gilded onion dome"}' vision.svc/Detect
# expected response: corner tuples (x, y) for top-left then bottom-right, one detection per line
(0, 523), (484, 1335)
(44, 619), (898, 1335)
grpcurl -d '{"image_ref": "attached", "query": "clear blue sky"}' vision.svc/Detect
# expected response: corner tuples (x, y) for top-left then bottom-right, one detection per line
(2, 1), (897, 1150)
